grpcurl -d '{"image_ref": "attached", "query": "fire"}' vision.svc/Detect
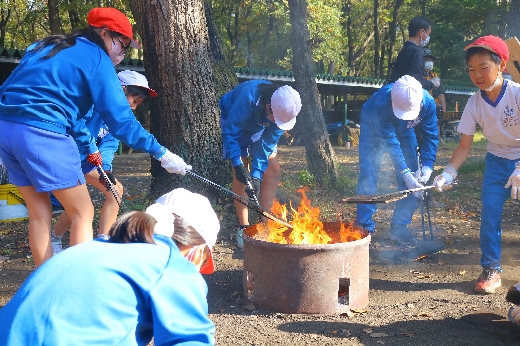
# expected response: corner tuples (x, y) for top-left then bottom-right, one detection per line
(248, 188), (366, 245)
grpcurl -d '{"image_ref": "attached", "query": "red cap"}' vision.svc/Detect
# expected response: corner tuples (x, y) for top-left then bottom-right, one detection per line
(87, 7), (140, 49)
(464, 35), (508, 61)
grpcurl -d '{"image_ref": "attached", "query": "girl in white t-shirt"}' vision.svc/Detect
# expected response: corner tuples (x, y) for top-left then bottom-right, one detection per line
(434, 35), (520, 295)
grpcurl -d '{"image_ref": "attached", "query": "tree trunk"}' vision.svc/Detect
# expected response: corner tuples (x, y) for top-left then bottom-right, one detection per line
(48, 0), (61, 34)
(287, 0), (338, 187)
(507, 0), (520, 39)
(128, 0), (235, 200)
(373, 0), (380, 78)
(386, 0), (404, 79)
(0, 8), (11, 47)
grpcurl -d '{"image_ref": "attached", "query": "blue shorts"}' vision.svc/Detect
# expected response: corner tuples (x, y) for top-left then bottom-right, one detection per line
(0, 120), (86, 192)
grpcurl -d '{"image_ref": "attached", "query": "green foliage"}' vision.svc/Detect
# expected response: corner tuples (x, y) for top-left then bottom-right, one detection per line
(298, 170), (316, 188)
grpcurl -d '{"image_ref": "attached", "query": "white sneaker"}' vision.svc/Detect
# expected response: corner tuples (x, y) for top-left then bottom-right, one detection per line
(97, 234), (110, 241)
(51, 237), (63, 255)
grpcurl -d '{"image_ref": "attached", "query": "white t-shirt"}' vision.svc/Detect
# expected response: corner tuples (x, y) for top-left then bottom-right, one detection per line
(458, 80), (520, 160)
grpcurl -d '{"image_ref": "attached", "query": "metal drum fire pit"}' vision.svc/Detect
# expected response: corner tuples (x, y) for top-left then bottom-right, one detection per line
(243, 222), (370, 314)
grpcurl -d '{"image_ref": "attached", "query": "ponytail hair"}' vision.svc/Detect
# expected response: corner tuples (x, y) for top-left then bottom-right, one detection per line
(108, 211), (156, 244)
(31, 26), (108, 59)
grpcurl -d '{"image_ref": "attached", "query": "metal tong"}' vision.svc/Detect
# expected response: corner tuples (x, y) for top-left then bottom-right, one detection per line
(97, 166), (123, 209)
(186, 171), (292, 229)
(340, 185), (437, 204)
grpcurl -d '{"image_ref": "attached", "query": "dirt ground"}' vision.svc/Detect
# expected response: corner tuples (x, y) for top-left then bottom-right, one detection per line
(1, 143), (520, 345)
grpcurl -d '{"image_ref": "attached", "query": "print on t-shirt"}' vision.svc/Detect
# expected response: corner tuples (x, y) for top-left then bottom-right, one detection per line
(502, 104), (520, 128)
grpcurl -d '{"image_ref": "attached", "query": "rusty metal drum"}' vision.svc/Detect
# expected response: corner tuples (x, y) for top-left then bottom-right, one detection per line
(243, 221), (370, 314)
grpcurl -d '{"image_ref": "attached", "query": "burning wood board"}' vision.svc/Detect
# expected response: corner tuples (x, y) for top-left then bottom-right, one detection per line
(505, 37), (520, 83)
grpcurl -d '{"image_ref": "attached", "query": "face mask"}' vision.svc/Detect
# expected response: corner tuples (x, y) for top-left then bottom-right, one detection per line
(185, 246), (204, 270)
(420, 35), (430, 47)
(424, 61), (434, 71)
(108, 39), (125, 66)
(484, 74), (502, 92)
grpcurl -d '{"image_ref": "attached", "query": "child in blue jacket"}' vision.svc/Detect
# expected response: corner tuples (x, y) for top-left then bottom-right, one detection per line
(356, 75), (438, 245)
(219, 80), (301, 248)
(0, 188), (219, 345)
(0, 8), (190, 266)
(50, 70), (158, 254)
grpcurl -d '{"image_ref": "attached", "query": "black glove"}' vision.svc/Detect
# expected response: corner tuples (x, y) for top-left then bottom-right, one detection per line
(247, 177), (261, 201)
(99, 170), (117, 191)
(234, 164), (251, 185)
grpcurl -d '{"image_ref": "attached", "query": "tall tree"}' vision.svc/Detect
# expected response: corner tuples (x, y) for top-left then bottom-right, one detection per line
(128, 0), (235, 198)
(507, 0), (520, 39)
(48, 0), (61, 34)
(287, 0), (338, 187)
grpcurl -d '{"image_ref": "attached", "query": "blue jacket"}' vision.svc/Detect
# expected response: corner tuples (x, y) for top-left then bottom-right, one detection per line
(0, 37), (163, 158)
(360, 83), (438, 172)
(0, 236), (215, 345)
(220, 80), (284, 179)
(75, 110), (120, 171)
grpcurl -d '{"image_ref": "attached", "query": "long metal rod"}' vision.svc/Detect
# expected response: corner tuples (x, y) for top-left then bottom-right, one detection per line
(96, 166), (123, 209)
(186, 171), (292, 229)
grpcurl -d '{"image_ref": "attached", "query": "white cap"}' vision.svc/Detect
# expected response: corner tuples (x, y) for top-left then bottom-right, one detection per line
(152, 188), (220, 274)
(144, 203), (175, 238)
(271, 85), (302, 130)
(117, 70), (158, 97)
(391, 75), (423, 120)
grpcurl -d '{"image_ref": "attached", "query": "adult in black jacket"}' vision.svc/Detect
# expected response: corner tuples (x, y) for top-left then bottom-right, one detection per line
(389, 16), (438, 91)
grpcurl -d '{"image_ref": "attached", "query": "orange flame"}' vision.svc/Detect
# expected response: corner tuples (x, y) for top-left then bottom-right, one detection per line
(248, 188), (366, 245)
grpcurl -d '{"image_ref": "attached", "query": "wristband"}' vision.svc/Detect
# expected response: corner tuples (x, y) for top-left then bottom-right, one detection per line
(400, 168), (411, 176)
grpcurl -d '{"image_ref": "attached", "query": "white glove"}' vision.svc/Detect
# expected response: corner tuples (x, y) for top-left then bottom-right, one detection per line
(505, 165), (520, 200)
(415, 166), (433, 183)
(431, 77), (440, 88)
(433, 163), (457, 192)
(402, 170), (424, 199)
(158, 150), (192, 175)
(145, 203), (175, 238)
(508, 305), (520, 325)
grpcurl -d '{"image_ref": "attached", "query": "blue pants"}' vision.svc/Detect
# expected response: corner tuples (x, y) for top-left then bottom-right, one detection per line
(356, 126), (419, 233)
(480, 153), (515, 270)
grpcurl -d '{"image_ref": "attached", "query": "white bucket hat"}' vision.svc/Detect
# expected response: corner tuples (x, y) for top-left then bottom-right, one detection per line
(117, 70), (158, 97)
(148, 188), (220, 274)
(391, 75), (423, 120)
(271, 85), (302, 130)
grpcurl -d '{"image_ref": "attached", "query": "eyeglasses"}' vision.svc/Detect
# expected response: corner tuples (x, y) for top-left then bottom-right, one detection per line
(113, 36), (130, 53)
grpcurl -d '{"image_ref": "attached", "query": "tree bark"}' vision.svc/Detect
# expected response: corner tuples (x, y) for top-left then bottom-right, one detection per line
(48, 0), (61, 34)
(128, 0), (235, 200)
(287, 0), (338, 187)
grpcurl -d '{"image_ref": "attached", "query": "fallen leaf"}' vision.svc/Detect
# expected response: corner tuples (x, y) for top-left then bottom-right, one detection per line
(352, 308), (369, 314)
(401, 332), (414, 337)
(329, 330), (338, 335)
(417, 312), (430, 317)
(458, 270), (467, 276)
(340, 310), (354, 318)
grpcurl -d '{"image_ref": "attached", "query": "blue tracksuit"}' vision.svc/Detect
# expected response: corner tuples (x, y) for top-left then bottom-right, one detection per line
(0, 37), (163, 158)
(356, 83), (438, 232)
(0, 235), (215, 345)
(220, 80), (284, 179)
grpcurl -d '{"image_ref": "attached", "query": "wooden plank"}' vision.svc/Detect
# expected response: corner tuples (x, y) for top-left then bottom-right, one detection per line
(505, 37), (520, 83)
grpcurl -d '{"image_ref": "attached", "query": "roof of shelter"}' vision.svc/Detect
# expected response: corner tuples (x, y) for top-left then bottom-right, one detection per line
(0, 47), (476, 95)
